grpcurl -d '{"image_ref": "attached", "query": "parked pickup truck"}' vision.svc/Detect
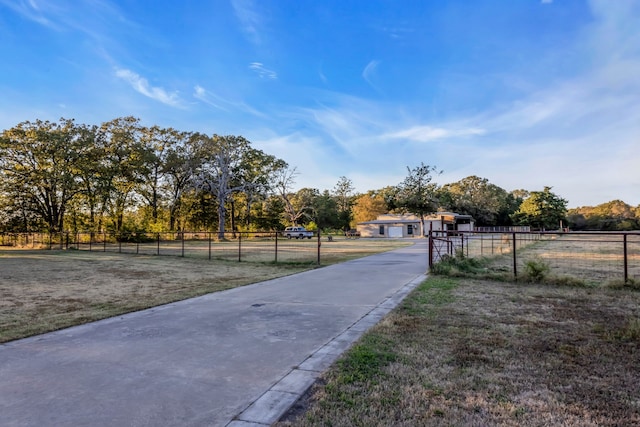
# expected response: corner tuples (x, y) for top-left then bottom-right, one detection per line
(282, 226), (314, 239)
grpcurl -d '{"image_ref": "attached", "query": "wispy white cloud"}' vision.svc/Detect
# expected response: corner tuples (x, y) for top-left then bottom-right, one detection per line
(193, 84), (267, 118)
(0, 0), (60, 29)
(249, 62), (277, 80)
(385, 125), (486, 142)
(193, 85), (228, 111)
(115, 68), (182, 107)
(362, 60), (381, 91)
(231, 0), (262, 45)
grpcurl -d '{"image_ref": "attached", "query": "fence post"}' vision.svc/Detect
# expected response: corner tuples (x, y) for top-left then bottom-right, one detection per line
(428, 231), (433, 269)
(512, 232), (518, 280)
(275, 231), (278, 263)
(156, 233), (160, 256)
(182, 233), (185, 258)
(238, 232), (242, 262)
(317, 231), (321, 265)
(624, 233), (628, 283)
(208, 232), (212, 260)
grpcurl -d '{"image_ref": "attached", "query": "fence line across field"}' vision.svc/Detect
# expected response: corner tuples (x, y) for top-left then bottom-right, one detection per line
(0, 231), (324, 265)
(428, 230), (640, 285)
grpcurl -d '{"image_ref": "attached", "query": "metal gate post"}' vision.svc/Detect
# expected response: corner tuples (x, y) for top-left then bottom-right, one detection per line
(428, 231), (433, 269)
(624, 233), (628, 283)
(512, 232), (518, 280)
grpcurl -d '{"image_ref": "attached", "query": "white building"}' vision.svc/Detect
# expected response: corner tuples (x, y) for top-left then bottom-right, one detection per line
(356, 212), (474, 238)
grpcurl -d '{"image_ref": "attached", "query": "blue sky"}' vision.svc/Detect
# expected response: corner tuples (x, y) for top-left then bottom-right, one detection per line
(1, 0), (638, 208)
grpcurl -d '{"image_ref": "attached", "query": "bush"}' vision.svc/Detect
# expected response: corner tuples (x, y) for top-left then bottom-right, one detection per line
(431, 253), (507, 280)
(522, 257), (550, 283)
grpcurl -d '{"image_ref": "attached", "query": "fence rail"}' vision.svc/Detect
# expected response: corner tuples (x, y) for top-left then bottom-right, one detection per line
(0, 231), (323, 265)
(429, 230), (640, 285)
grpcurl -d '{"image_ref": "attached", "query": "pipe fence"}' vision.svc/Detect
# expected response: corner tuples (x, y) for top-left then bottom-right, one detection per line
(429, 230), (640, 285)
(0, 231), (323, 265)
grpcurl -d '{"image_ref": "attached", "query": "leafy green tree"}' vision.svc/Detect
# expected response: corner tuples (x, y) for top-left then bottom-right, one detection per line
(292, 187), (320, 226)
(161, 132), (199, 231)
(511, 186), (568, 230)
(332, 176), (355, 231)
(440, 176), (512, 226)
(137, 126), (187, 226)
(98, 117), (151, 233)
(0, 118), (89, 232)
(392, 163), (441, 233)
(71, 123), (111, 232)
(313, 190), (340, 230)
(235, 148), (287, 230)
(251, 195), (285, 231)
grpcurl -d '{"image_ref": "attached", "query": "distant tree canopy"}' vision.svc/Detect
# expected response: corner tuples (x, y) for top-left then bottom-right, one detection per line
(0, 118), (293, 234)
(1, 118), (638, 232)
(511, 187), (568, 230)
(439, 175), (520, 226)
(568, 200), (640, 230)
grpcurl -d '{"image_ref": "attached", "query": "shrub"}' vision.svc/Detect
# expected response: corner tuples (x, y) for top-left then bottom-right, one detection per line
(522, 257), (550, 283)
(431, 253), (509, 281)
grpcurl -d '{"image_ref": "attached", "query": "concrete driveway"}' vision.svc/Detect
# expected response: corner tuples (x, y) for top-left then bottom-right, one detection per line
(0, 240), (428, 426)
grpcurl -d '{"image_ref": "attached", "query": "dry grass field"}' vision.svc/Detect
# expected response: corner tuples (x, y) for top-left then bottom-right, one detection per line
(0, 239), (410, 343)
(277, 277), (640, 426)
(459, 233), (640, 285)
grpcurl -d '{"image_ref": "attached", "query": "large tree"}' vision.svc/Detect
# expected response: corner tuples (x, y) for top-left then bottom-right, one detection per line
(137, 126), (188, 226)
(161, 132), (199, 231)
(98, 117), (151, 233)
(332, 176), (355, 231)
(392, 163), (441, 234)
(273, 166), (308, 226)
(352, 188), (392, 225)
(511, 186), (568, 230)
(235, 149), (287, 230)
(0, 118), (88, 232)
(440, 176), (511, 226)
(193, 134), (253, 238)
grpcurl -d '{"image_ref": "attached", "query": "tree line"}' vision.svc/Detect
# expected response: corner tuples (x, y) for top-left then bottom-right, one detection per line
(1, 117), (637, 235)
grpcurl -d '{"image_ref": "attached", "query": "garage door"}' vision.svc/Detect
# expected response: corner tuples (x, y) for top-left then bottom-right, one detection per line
(388, 226), (403, 238)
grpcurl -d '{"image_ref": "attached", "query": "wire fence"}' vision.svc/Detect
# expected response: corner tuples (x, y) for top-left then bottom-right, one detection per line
(429, 231), (640, 285)
(0, 231), (324, 265)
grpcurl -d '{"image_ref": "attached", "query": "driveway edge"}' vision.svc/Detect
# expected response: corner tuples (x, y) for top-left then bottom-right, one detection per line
(227, 272), (428, 426)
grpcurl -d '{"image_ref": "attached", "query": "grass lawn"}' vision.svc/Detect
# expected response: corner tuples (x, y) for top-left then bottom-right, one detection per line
(276, 277), (640, 426)
(0, 239), (410, 343)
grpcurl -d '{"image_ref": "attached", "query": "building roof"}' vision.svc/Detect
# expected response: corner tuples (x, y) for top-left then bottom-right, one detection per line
(357, 212), (474, 226)
(359, 219), (421, 225)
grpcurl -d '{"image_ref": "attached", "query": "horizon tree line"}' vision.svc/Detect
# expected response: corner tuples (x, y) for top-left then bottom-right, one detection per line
(1, 117), (638, 234)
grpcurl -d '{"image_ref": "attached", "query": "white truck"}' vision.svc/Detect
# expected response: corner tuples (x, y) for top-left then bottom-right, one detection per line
(282, 226), (314, 239)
